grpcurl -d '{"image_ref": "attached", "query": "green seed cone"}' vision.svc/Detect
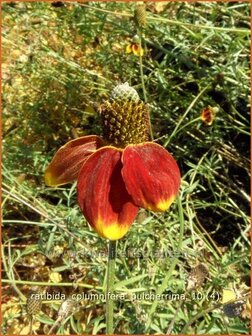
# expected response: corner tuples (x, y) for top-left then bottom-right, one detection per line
(101, 100), (150, 148)
(101, 83), (150, 148)
(134, 3), (147, 28)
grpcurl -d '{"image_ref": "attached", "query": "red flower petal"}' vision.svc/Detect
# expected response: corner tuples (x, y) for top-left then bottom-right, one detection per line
(77, 147), (139, 240)
(122, 142), (181, 212)
(45, 135), (104, 186)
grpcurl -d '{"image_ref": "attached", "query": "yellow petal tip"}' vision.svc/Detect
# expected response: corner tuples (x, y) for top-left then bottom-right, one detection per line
(95, 219), (130, 240)
(44, 170), (53, 186)
(44, 169), (59, 187)
(145, 196), (176, 212)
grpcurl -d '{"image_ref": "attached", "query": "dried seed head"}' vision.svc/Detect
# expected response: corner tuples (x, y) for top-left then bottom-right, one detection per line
(26, 287), (43, 316)
(134, 3), (147, 28)
(223, 301), (245, 318)
(101, 83), (150, 148)
(187, 263), (209, 290)
(58, 298), (78, 320)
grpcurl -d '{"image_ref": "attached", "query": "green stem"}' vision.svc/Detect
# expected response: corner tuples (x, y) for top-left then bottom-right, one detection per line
(29, 315), (33, 335)
(106, 240), (117, 334)
(138, 29), (154, 141)
(2, 245), (26, 302)
(2, 278), (102, 289)
(80, 4), (250, 34)
(145, 195), (184, 332)
(138, 30), (147, 103)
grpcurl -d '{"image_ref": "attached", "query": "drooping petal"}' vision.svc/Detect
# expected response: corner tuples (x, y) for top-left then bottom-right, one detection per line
(122, 142), (181, 212)
(125, 44), (132, 54)
(45, 135), (104, 186)
(77, 147), (139, 240)
(132, 43), (144, 56)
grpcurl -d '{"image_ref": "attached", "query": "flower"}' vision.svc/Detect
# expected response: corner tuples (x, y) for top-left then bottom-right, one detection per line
(200, 106), (218, 126)
(45, 83), (181, 240)
(126, 43), (144, 56)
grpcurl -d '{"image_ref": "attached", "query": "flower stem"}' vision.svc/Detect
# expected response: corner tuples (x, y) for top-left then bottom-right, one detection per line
(138, 28), (154, 141)
(106, 240), (117, 334)
(145, 195), (184, 332)
(138, 29), (147, 103)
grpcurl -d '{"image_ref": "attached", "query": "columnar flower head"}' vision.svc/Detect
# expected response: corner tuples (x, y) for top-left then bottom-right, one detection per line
(45, 83), (181, 240)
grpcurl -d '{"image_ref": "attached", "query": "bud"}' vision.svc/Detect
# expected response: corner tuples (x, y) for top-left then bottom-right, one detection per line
(134, 3), (147, 28)
(200, 106), (218, 126)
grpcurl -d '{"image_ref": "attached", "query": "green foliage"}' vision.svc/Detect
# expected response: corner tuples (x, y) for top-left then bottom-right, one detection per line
(2, 1), (250, 335)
